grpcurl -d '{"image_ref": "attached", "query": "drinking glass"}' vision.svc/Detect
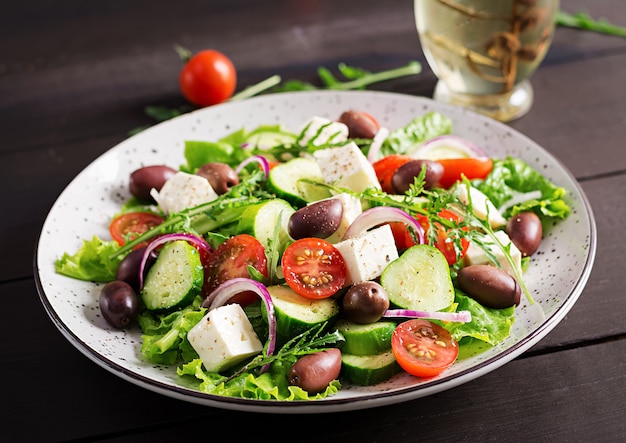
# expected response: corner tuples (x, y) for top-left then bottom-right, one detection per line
(415, 0), (559, 122)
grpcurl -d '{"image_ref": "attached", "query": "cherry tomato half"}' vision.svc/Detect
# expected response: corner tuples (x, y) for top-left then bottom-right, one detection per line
(179, 49), (237, 107)
(203, 234), (268, 305)
(282, 238), (347, 299)
(388, 210), (469, 265)
(391, 319), (459, 378)
(372, 154), (412, 193)
(436, 157), (493, 189)
(109, 212), (165, 246)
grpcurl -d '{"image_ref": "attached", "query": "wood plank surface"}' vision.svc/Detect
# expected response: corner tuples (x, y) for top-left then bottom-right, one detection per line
(1, 0), (625, 442)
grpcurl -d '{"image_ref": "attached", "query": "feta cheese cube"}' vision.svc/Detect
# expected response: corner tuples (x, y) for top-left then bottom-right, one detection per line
(463, 230), (522, 277)
(313, 142), (381, 193)
(313, 193), (363, 243)
(298, 116), (349, 146)
(187, 303), (263, 373)
(335, 224), (399, 285)
(455, 185), (506, 229)
(151, 171), (218, 214)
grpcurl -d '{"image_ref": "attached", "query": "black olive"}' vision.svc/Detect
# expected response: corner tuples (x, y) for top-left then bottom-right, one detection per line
(457, 265), (521, 309)
(506, 211), (543, 257)
(342, 281), (390, 324)
(288, 198), (344, 240)
(129, 165), (177, 201)
(99, 281), (140, 329)
(289, 348), (342, 394)
(196, 162), (239, 194)
(391, 159), (444, 193)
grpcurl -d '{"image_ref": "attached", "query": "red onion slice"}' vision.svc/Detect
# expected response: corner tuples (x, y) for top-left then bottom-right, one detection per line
(413, 135), (487, 160)
(235, 155), (270, 178)
(342, 206), (425, 244)
(383, 309), (472, 323)
(202, 278), (277, 361)
(138, 233), (212, 290)
(367, 127), (389, 163)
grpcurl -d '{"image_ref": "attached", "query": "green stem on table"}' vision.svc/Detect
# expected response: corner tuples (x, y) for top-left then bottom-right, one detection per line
(230, 75), (282, 101)
(325, 61), (422, 90)
(556, 11), (626, 37)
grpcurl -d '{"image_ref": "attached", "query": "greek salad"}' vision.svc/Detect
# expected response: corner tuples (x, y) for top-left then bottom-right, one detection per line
(55, 108), (570, 400)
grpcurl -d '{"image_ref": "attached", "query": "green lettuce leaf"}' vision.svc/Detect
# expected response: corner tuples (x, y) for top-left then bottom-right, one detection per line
(381, 111), (452, 156)
(138, 296), (206, 365)
(474, 157), (571, 219)
(446, 290), (515, 346)
(177, 358), (341, 400)
(181, 128), (249, 172)
(54, 236), (122, 282)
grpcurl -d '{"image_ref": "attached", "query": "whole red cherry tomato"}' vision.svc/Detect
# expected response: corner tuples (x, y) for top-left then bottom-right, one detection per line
(179, 49), (237, 107)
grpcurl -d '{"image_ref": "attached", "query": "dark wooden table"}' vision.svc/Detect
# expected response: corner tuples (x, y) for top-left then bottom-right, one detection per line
(2, 1), (625, 441)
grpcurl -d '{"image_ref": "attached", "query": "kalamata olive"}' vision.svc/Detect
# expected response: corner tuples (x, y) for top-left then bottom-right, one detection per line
(196, 162), (239, 194)
(342, 281), (390, 324)
(391, 159), (444, 193)
(129, 165), (177, 201)
(505, 211), (543, 257)
(338, 110), (379, 139)
(457, 264), (521, 309)
(115, 246), (157, 292)
(288, 198), (343, 240)
(288, 348), (342, 394)
(99, 280), (140, 329)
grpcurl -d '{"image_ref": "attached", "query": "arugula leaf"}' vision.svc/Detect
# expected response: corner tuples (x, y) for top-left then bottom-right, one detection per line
(557, 11), (626, 37)
(276, 61), (422, 92)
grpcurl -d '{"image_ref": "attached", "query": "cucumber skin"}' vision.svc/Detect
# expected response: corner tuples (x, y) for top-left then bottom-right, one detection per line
(380, 244), (455, 312)
(236, 199), (294, 251)
(267, 158), (331, 206)
(336, 321), (396, 356)
(268, 285), (340, 339)
(341, 351), (402, 386)
(140, 241), (204, 311)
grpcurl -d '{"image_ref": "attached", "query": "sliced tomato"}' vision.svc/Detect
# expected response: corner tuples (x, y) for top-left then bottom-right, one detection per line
(391, 319), (459, 378)
(436, 157), (493, 189)
(203, 234), (268, 305)
(389, 210), (469, 265)
(418, 210), (470, 266)
(387, 221), (419, 253)
(372, 154), (412, 193)
(109, 212), (165, 247)
(282, 238), (347, 299)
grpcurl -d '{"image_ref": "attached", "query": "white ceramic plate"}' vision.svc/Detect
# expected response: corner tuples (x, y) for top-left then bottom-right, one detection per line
(35, 90), (596, 413)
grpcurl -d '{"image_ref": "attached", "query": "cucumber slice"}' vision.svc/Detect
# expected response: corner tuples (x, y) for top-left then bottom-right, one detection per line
(341, 351), (402, 386)
(267, 285), (340, 338)
(141, 240), (204, 311)
(268, 157), (331, 206)
(245, 125), (297, 150)
(380, 244), (454, 312)
(336, 320), (396, 356)
(237, 199), (294, 251)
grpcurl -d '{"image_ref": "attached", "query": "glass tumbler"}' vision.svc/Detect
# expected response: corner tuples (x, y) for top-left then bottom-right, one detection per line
(415, 0), (559, 122)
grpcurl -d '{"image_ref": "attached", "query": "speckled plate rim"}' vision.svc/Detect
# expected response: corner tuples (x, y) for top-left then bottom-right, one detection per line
(34, 90), (597, 413)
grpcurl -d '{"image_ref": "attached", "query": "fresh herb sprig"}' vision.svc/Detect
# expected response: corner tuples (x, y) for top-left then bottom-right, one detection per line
(557, 10), (626, 37)
(304, 174), (535, 304)
(223, 322), (343, 383)
(109, 169), (272, 258)
(134, 61), (422, 134)
(272, 61), (422, 92)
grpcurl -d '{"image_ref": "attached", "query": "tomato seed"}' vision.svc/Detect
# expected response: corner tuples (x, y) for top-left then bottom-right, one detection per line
(435, 340), (447, 348)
